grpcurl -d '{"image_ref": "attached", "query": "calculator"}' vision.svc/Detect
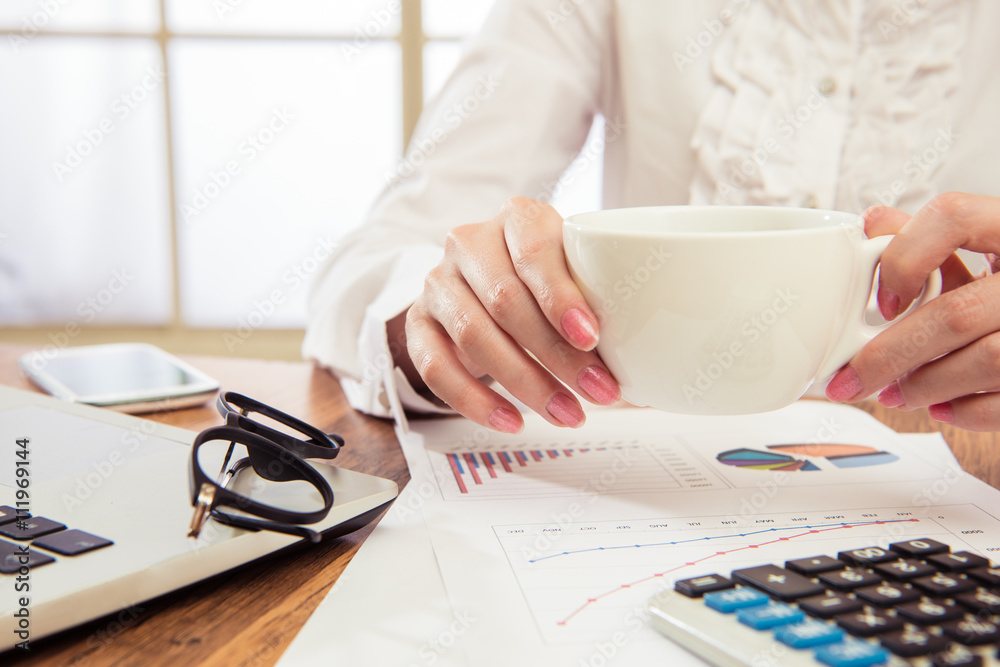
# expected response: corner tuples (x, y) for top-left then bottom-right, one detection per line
(649, 538), (1000, 666)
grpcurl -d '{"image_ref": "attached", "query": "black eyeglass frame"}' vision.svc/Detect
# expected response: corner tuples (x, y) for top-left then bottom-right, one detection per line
(187, 392), (343, 543)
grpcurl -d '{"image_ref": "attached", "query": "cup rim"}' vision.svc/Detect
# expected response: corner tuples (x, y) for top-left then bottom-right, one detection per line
(563, 205), (863, 238)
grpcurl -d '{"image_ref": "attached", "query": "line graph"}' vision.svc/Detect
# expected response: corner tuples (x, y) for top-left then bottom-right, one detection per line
(493, 505), (1000, 644)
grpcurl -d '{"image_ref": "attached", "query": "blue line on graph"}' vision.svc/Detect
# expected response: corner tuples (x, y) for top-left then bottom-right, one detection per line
(526, 518), (916, 563)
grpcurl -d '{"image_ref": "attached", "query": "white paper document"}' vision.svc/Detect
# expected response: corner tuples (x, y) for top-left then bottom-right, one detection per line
(280, 402), (1000, 666)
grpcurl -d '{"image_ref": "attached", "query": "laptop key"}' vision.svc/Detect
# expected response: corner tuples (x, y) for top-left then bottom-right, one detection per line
(0, 506), (21, 526)
(0, 539), (55, 574)
(33, 529), (113, 556)
(0, 516), (66, 540)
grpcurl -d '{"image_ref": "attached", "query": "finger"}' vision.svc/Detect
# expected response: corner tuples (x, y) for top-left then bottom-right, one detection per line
(827, 273), (1000, 403)
(419, 266), (587, 428)
(875, 193), (1000, 317)
(406, 309), (524, 434)
(864, 204), (975, 319)
(499, 197), (601, 351)
(444, 220), (620, 406)
(880, 330), (1000, 409)
(930, 392), (1000, 431)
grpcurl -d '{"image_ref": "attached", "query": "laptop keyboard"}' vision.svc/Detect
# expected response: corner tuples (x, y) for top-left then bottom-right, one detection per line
(0, 504), (112, 574)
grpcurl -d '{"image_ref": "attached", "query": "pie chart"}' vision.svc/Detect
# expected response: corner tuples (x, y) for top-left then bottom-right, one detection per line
(716, 444), (899, 472)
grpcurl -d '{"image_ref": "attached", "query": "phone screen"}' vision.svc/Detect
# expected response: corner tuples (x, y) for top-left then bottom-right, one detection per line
(41, 347), (202, 396)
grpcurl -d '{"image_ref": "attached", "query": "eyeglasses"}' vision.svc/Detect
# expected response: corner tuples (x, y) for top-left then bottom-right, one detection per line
(187, 392), (344, 544)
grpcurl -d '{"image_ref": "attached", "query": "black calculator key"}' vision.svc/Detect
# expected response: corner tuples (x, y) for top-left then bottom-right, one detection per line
(890, 538), (950, 558)
(837, 546), (898, 566)
(875, 558), (937, 581)
(855, 582), (922, 607)
(798, 592), (865, 618)
(835, 608), (905, 637)
(0, 506), (21, 525)
(928, 551), (990, 571)
(675, 574), (733, 598)
(942, 617), (1000, 645)
(0, 539), (54, 574)
(913, 572), (977, 597)
(0, 516), (66, 541)
(966, 566), (1000, 588)
(786, 555), (845, 575)
(930, 645), (982, 667)
(818, 568), (884, 590)
(731, 564), (825, 601)
(33, 529), (113, 556)
(955, 589), (1000, 613)
(880, 627), (949, 657)
(897, 599), (965, 625)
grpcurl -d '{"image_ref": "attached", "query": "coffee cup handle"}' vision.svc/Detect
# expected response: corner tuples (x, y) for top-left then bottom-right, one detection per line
(815, 235), (943, 381)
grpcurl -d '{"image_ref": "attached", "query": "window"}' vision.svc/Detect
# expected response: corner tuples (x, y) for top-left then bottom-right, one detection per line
(0, 1), (601, 357)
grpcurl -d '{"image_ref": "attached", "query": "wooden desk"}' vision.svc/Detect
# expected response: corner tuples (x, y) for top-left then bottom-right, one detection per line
(2, 344), (999, 666)
(0, 346), (408, 667)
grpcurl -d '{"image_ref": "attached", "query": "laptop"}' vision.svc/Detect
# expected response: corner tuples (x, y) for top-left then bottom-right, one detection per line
(0, 385), (398, 651)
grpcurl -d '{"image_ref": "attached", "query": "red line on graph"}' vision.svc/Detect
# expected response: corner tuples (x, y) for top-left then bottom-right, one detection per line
(464, 453), (482, 485)
(447, 454), (467, 494)
(482, 453), (497, 479)
(548, 450), (558, 459)
(555, 519), (917, 626)
(499, 454), (512, 473)
(515, 452), (528, 466)
(564, 449), (573, 457)
(531, 451), (542, 462)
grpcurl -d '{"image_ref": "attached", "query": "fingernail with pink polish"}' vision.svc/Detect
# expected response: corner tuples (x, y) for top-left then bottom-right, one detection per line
(928, 402), (955, 423)
(877, 284), (900, 320)
(489, 407), (523, 434)
(562, 308), (598, 350)
(547, 392), (585, 428)
(826, 367), (864, 402)
(578, 366), (621, 405)
(877, 382), (905, 408)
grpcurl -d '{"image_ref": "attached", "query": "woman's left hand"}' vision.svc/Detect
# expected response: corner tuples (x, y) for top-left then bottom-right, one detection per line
(825, 192), (1000, 431)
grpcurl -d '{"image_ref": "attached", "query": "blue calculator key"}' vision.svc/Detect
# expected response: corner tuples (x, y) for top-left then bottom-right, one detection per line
(774, 618), (845, 649)
(814, 638), (890, 667)
(703, 586), (769, 612)
(736, 602), (804, 630)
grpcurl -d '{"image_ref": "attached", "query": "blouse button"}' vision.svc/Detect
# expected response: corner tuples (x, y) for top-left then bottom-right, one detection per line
(817, 76), (837, 96)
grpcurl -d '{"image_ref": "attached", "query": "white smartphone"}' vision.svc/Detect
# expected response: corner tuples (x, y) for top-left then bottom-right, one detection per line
(18, 343), (220, 413)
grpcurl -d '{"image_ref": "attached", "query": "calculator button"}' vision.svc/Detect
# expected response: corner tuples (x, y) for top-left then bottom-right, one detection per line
(0, 517), (66, 540)
(732, 564), (826, 600)
(928, 551), (990, 571)
(874, 558), (937, 581)
(930, 644), (983, 667)
(736, 601), (804, 630)
(879, 627), (949, 657)
(787, 555), (846, 575)
(890, 538), (950, 558)
(814, 638), (890, 667)
(774, 618), (845, 648)
(837, 547), (897, 567)
(966, 566), (1000, 588)
(954, 588), (1000, 612)
(32, 529), (113, 556)
(799, 593), (865, 619)
(834, 609), (904, 638)
(896, 599), (964, 625)
(0, 539), (54, 574)
(0, 506), (21, 525)
(703, 586), (769, 612)
(913, 572), (977, 597)
(941, 617), (1000, 645)
(855, 582), (921, 607)
(674, 574), (733, 598)
(819, 569), (884, 591)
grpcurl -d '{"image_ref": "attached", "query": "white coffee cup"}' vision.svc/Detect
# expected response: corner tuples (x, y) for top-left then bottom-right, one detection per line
(563, 205), (942, 415)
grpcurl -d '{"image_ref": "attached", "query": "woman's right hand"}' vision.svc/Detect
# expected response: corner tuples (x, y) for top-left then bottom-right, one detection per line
(392, 197), (621, 433)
